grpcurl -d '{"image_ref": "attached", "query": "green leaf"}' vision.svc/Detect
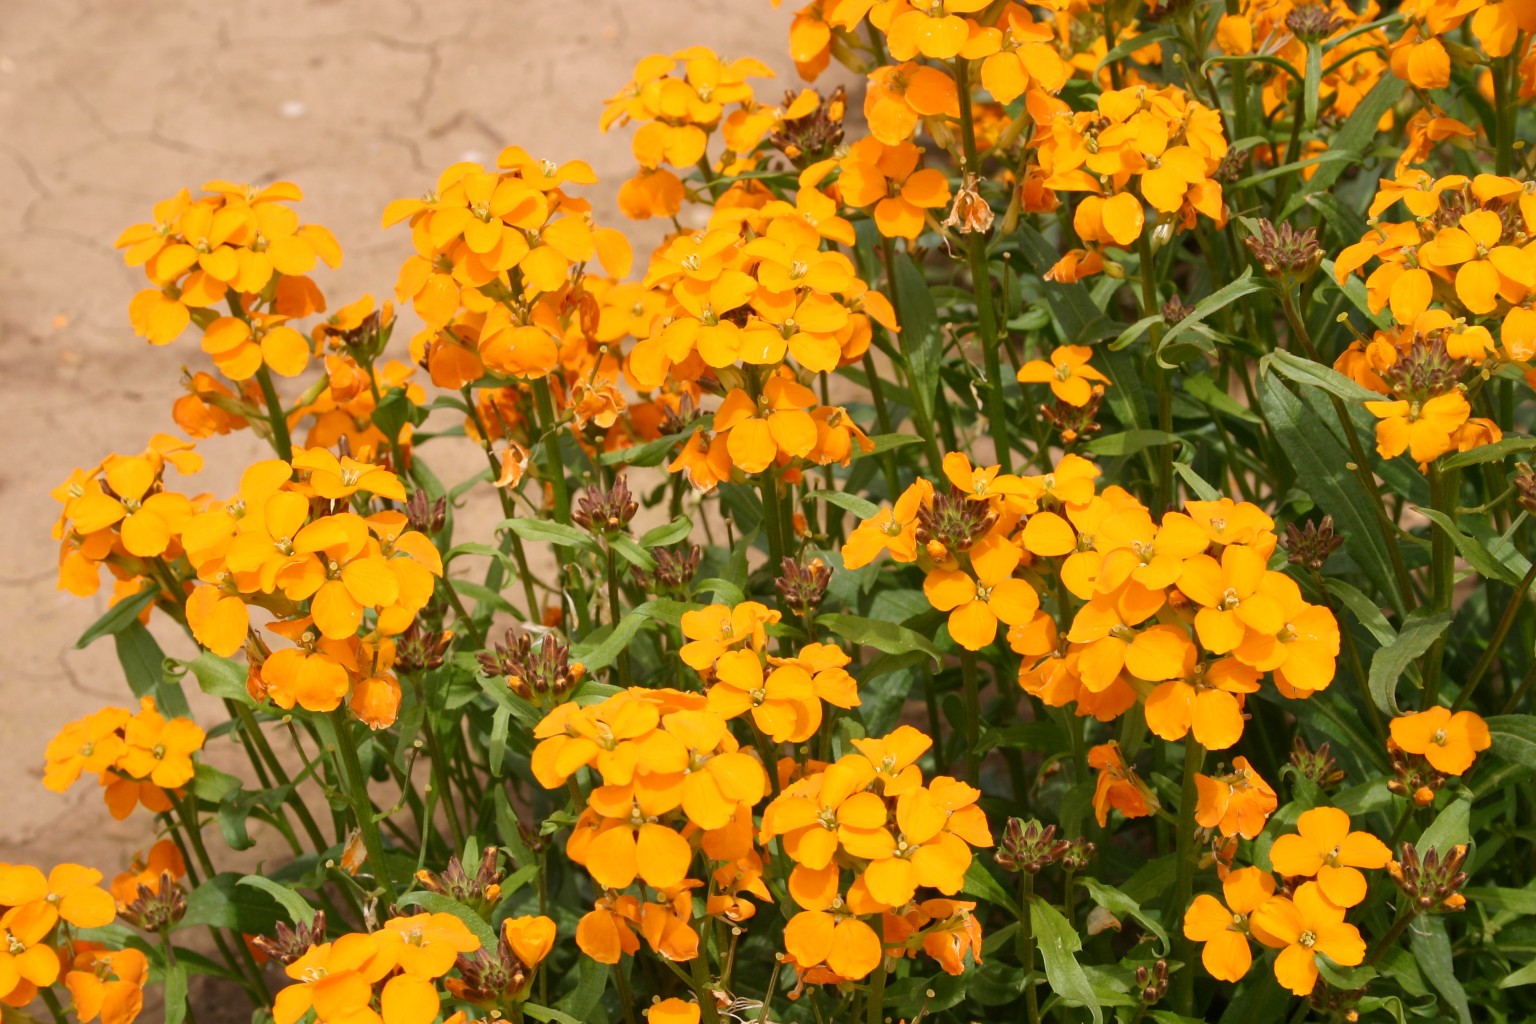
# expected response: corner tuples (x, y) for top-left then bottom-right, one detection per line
(1440, 436), (1536, 469)
(1084, 430), (1185, 458)
(1262, 348), (1381, 404)
(1030, 896), (1103, 1024)
(806, 489), (880, 520)
(237, 876), (318, 926)
(598, 428), (692, 468)
(1410, 915), (1471, 1024)
(497, 518), (599, 552)
(571, 609), (653, 672)
(1315, 956), (1378, 990)
(1258, 373), (1401, 606)
(963, 860), (1020, 917)
(523, 1004), (582, 1024)
(1185, 372), (1262, 423)
(184, 652), (254, 706)
(395, 891), (498, 952)
(609, 534), (656, 571)
(892, 254), (944, 440)
(163, 959), (189, 1024)
(488, 705), (511, 776)
(862, 433), (925, 456)
(1173, 462), (1221, 501)
(115, 621), (166, 699)
(75, 584), (158, 647)
(816, 613), (941, 667)
(1418, 791), (1470, 851)
(179, 873), (283, 933)
(191, 764), (241, 803)
(1079, 878), (1169, 954)
(1485, 714), (1536, 765)
(1288, 76), (1404, 205)
(1500, 958), (1536, 988)
(371, 386), (423, 443)
(1323, 579), (1396, 646)
(1109, 313), (1164, 351)
(638, 516), (693, 549)
(1417, 506), (1524, 585)
(1368, 607), (1450, 715)
(1159, 268), (1261, 360)
(1303, 41), (1322, 129)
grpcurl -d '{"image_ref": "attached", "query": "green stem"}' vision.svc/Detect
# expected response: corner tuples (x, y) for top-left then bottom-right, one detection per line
(234, 704), (327, 849)
(960, 651), (982, 786)
(759, 476), (787, 573)
(255, 366), (293, 462)
(866, 955), (888, 1024)
(881, 235), (945, 475)
(328, 709), (398, 905)
(1135, 232), (1173, 510)
(605, 544), (633, 686)
(1171, 737), (1206, 1015)
(954, 59), (1011, 473)
(1364, 907), (1418, 966)
(1423, 465), (1457, 706)
(1017, 876), (1041, 1024)
(690, 954), (722, 1024)
(39, 985), (70, 1024)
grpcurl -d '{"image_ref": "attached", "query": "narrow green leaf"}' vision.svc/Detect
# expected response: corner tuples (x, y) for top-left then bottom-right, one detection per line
(1262, 349), (1381, 404)
(1440, 435), (1536, 469)
(1258, 374), (1401, 605)
(1417, 506), (1523, 585)
(963, 860), (1020, 917)
(1030, 896), (1103, 1024)
(1158, 268), (1261, 361)
(816, 613), (941, 666)
(609, 534), (656, 571)
(1410, 915), (1471, 1024)
(163, 960), (189, 1024)
(571, 610), (652, 672)
(1303, 41), (1322, 128)
(893, 255), (944, 438)
(1485, 714), (1536, 765)
(1084, 430), (1185, 458)
(237, 876), (318, 926)
(1367, 607), (1450, 715)
(1079, 877), (1170, 954)
(75, 585), (157, 648)
(805, 489), (880, 520)
(498, 518), (600, 552)
(1322, 579), (1396, 646)
(184, 652), (254, 706)
(638, 516), (693, 549)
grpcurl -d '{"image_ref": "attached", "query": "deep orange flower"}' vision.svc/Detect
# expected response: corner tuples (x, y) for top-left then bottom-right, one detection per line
(1251, 881), (1366, 996)
(1182, 866), (1276, 982)
(1390, 706), (1491, 774)
(1269, 807), (1391, 908)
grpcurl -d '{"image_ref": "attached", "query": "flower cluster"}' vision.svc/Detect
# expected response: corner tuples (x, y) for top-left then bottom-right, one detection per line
(43, 698), (205, 820)
(0, 862), (132, 1021)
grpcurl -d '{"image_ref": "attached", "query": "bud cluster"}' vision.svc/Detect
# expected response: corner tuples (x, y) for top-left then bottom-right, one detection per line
(995, 818), (1093, 874)
(477, 629), (585, 703)
(1136, 960), (1170, 1005)
(634, 544), (702, 596)
(573, 476), (638, 535)
(1385, 740), (1448, 806)
(1288, 736), (1345, 791)
(1389, 842), (1469, 913)
(397, 622), (453, 673)
(1284, 516), (1344, 573)
(251, 912), (328, 966)
(1245, 220), (1323, 285)
(917, 487), (996, 555)
(118, 872), (188, 933)
(415, 847), (505, 916)
(775, 556), (832, 615)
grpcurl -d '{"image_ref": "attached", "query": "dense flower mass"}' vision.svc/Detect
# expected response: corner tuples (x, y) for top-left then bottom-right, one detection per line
(21, 0), (1536, 1022)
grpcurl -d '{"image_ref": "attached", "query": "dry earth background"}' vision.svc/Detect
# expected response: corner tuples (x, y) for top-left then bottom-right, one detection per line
(0, 0), (818, 879)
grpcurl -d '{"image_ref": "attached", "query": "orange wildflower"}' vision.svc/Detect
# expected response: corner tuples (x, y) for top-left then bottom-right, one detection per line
(1016, 345), (1110, 407)
(1182, 866), (1276, 982)
(1251, 881), (1366, 996)
(1268, 807), (1392, 908)
(1389, 706), (1491, 774)
(1089, 742), (1157, 826)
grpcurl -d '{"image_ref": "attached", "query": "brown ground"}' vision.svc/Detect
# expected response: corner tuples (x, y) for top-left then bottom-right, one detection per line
(0, 0), (805, 877)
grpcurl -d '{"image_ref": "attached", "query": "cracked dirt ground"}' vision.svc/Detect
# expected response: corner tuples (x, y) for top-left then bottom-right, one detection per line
(0, 0), (801, 882)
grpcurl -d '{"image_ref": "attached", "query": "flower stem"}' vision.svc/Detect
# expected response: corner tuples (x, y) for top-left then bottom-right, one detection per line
(866, 952), (888, 1024)
(1171, 736), (1205, 1015)
(1017, 876), (1041, 1024)
(255, 366), (293, 462)
(328, 709), (398, 905)
(1423, 465), (1457, 705)
(960, 650), (982, 786)
(954, 59), (1012, 474)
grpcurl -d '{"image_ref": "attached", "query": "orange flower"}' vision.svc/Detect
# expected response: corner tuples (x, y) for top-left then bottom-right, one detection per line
(1389, 706), (1491, 774)
(1089, 742), (1157, 826)
(1268, 807), (1391, 908)
(118, 697), (205, 790)
(1144, 655), (1259, 751)
(708, 649), (821, 743)
(379, 912), (481, 978)
(1182, 866), (1276, 982)
(679, 601), (779, 669)
(65, 945), (149, 1024)
(1195, 757), (1277, 840)
(783, 908), (884, 980)
(837, 138), (951, 241)
(864, 62), (959, 145)
(923, 533), (1040, 651)
(0, 903), (61, 1005)
(1366, 392), (1471, 463)
(1016, 345), (1110, 407)
(0, 863), (116, 932)
(1251, 881), (1366, 996)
